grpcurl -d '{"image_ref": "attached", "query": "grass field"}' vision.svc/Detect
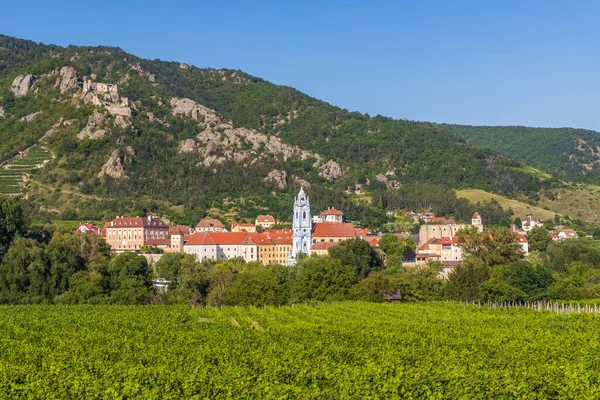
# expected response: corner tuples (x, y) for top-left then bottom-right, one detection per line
(456, 189), (555, 220)
(1, 302), (599, 398)
(539, 184), (600, 223)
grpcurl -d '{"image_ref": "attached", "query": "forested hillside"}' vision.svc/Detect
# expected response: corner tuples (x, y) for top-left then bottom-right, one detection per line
(0, 35), (549, 227)
(440, 124), (600, 183)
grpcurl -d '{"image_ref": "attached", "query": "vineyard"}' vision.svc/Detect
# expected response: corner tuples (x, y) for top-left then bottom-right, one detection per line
(1, 302), (599, 398)
(0, 146), (52, 195)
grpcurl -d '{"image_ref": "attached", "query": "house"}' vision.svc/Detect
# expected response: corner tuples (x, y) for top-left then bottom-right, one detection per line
(517, 234), (529, 255)
(255, 215), (276, 229)
(312, 222), (357, 244)
(195, 218), (227, 233)
(383, 289), (402, 303)
(75, 223), (104, 237)
(419, 212), (483, 244)
(549, 232), (560, 242)
(313, 208), (344, 224)
(231, 221), (257, 233)
(559, 229), (579, 240)
(184, 232), (258, 262)
(416, 236), (463, 264)
(309, 241), (339, 256)
(105, 216), (169, 252)
(522, 215), (543, 232)
(166, 226), (194, 253)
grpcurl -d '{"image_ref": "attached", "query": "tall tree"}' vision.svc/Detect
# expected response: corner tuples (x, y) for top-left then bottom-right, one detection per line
(328, 238), (383, 280)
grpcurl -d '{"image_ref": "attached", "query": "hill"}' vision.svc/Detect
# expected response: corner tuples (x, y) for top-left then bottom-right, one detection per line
(455, 189), (555, 221)
(0, 35), (548, 226)
(440, 123), (600, 184)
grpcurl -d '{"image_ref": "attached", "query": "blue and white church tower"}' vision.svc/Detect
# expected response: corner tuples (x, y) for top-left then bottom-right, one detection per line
(289, 187), (312, 264)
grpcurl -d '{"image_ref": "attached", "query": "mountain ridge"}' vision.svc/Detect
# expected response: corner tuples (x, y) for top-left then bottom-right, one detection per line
(0, 34), (553, 227)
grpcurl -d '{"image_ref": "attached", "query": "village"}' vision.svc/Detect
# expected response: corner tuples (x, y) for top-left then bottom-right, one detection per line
(75, 189), (579, 273)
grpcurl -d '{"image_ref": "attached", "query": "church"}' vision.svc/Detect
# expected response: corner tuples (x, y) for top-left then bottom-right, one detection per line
(289, 188), (312, 264)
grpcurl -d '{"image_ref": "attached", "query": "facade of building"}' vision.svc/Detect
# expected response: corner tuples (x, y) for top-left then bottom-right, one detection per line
(309, 241), (339, 256)
(419, 212), (483, 244)
(195, 218), (227, 233)
(255, 215), (276, 229)
(559, 229), (579, 240)
(184, 232), (258, 262)
(105, 216), (169, 252)
(166, 226), (194, 253)
(290, 188), (312, 263)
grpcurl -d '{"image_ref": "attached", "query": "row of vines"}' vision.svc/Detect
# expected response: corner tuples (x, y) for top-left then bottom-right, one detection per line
(0, 302), (599, 398)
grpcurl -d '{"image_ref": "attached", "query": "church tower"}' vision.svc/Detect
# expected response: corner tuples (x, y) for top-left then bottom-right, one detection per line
(289, 187), (312, 264)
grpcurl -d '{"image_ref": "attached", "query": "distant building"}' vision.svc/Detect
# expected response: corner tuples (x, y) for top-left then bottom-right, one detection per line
(313, 208), (344, 224)
(255, 215), (276, 229)
(309, 241), (339, 256)
(559, 229), (579, 240)
(105, 216), (169, 252)
(195, 218), (227, 233)
(312, 222), (357, 244)
(517, 233), (529, 255)
(184, 232), (257, 262)
(231, 221), (256, 233)
(290, 188), (312, 264)
(522, 215), (543, 232)
(419, 212), (483, 244)
(166, 225), (194, 253)
(75, 223), (104, 237)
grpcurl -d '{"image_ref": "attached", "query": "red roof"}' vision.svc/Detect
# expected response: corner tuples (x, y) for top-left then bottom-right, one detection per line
(264, 229), (293, 239)
(107, 216), (168, 228)
(249, 232), (273, 245)
(271, 237), (293, 245)
(256, 215), (276, 223)
(473, 212), (481, 219)
(75, 223), (104, 236)
(320, 208), (343, 215)
(310, 242), (339, 251)
(195, 218), (225, 229)
(354, 228), (371, 237)
(169, 225), (193, 235)
(186, 232), (255, 246)
(312, 223), (357, 238)
(517, 234), (528, 243)
(428, 217), (456, 224)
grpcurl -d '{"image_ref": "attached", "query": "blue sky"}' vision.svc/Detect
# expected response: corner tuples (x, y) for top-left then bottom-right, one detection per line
(2, 0), (600, 129)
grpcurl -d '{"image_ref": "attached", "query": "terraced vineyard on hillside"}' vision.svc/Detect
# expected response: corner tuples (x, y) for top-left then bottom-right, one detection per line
(0, 146), (52, 195)
(1, 302), (600, 398)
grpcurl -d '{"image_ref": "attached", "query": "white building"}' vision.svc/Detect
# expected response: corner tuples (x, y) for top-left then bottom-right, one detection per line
(184, 232), (257, 262)
(522, 215), (543, 232)
(290, 188), (312, 264)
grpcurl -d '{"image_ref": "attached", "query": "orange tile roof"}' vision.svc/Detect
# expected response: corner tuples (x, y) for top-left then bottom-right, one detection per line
(320, 208), (343, 215)
(186, 232), (256, 246)
(249, 232), (273, 245)
(256, 215), (276, 223)
(312, 223), (357, 238)
(169, 225), (193, 235)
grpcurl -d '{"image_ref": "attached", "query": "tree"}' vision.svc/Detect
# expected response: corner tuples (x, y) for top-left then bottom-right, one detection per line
(226, 263), (280, 306)
(206, 262), (237, 306)
(456, 226), (523, 267)
(378, 234), (416, 259)
(445, 258), (491, 300)
(527, 227), (552, 252)
(348, 271), (395, 302)
(513, 217), (522, 228)
(107, 252), (152, 304)
(46, 233), (86, 298)
(0, 237), (48, 303)
(291, 256), (355, 302)
(546, 239), (600, 273)
(328, 238), (383, 280)
(0, 196), (26, 257)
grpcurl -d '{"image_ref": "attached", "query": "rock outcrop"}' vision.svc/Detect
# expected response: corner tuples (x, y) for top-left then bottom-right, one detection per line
(319, 160), (343, 182)
(106, 105), (132, 117)
(170, 98), (221, 126)
(98, 150), (126, 179)
(293, 176), (311, 190)
(11, 74), (35, 97)
(263, 169), (288, 189)
(78, 111), (107, 140)
(178, 139), (197, 153)
(57, 66), (78, 93)
(20, 111), (41, 124)
(114, 115), (130, 129)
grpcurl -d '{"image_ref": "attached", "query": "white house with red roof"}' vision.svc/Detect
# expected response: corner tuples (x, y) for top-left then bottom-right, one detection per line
(558, 229), (579, 240)
(313, 208), (344, 223)
(184, 232), (257, 262)
(75, 223), (104, 237)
